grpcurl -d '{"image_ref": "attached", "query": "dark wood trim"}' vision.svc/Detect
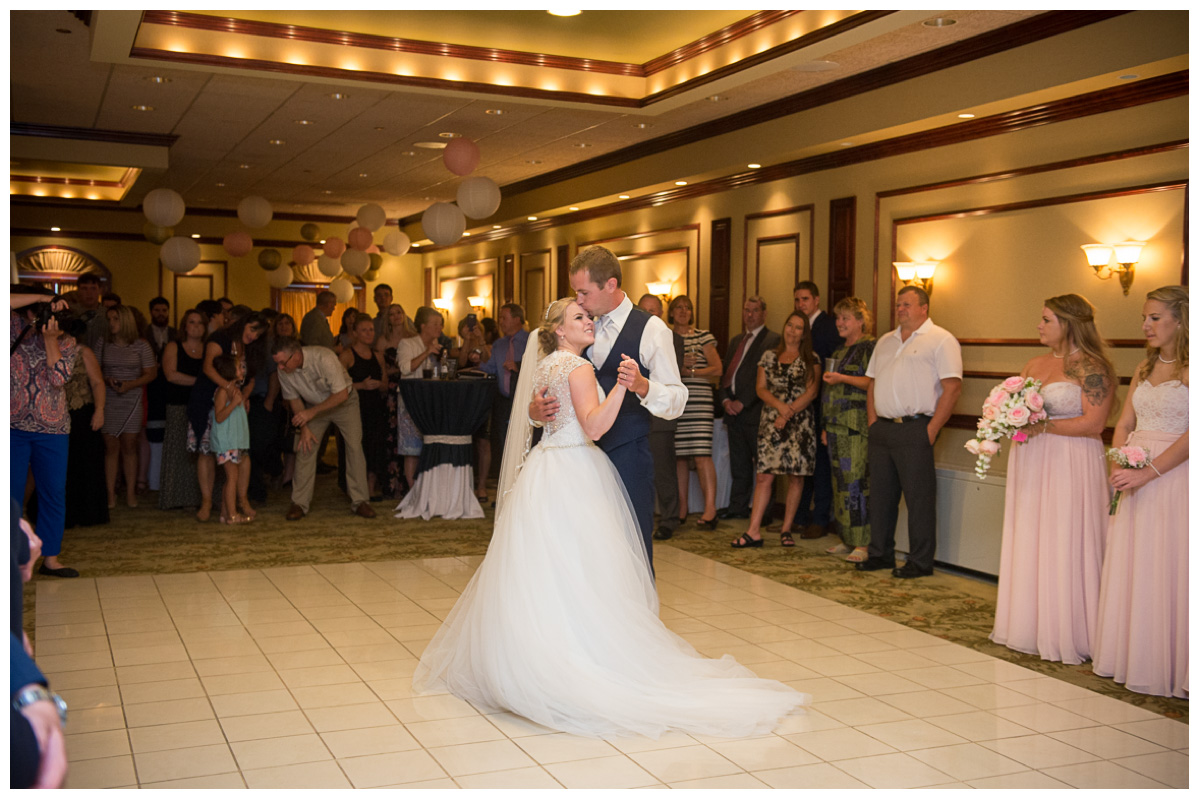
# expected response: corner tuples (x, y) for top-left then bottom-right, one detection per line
(500, 11), (1133, 195)
(10, 198), (364, 226)
(710, 218), (732, 352)
(753, 234), (800, 297)
(828, 196), (856, 310)
(11, 122), (178, 148)
(555, 244), (570, 299)
(10, 170), (138, 189)
(11, 228), (312, 249)
(643, 11), (798, 75)
(502, 253), (515, 305)
(580, 224), (703, 248)
(741, 206), (814, 301)
(423, 268), (432, 307)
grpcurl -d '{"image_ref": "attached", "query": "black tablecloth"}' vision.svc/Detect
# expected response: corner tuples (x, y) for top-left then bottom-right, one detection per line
(399, 378), (496, 475)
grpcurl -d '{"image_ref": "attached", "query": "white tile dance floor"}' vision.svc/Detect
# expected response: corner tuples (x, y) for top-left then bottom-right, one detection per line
(36, 547), (1187, 789)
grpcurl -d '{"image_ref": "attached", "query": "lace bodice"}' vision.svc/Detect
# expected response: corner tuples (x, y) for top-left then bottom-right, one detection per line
(537, 350), (599, 449)
(1133, 379), (1188, 435)
(1040, 382), (1083, 420)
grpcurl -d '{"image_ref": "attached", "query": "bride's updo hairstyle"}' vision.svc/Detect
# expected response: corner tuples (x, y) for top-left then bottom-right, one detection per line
(538, 298), (575, 356)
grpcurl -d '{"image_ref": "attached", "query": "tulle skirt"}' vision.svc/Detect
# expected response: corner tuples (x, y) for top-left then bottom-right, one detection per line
(990, 432), (1107, 664)
(1092, 429), (1188, 698)
(413, 440), (808, 739)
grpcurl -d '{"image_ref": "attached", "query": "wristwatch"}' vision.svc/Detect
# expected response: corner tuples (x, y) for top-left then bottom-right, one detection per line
(13, 685), (68, 726)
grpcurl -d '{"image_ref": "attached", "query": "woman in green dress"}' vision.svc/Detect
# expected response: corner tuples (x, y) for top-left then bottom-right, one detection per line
(821, 297), (875, 563)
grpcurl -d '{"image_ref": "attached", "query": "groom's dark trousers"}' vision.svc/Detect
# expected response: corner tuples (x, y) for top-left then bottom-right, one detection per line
(594, 307), (656, 571)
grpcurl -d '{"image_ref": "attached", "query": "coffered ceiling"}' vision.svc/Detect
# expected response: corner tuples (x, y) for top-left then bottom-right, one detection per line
(9, 9), (1170, 234)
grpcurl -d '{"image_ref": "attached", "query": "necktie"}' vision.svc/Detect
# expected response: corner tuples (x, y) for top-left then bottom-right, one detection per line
(722, 332), (752, 390)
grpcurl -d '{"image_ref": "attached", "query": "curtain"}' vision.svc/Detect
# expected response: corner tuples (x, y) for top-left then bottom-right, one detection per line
(278, 288), (365, 344)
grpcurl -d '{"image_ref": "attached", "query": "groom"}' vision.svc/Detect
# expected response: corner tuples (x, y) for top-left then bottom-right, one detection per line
(531, 246), (686, 568)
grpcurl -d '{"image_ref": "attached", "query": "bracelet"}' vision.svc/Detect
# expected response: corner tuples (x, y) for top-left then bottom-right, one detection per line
(1148, 461), (1162, 477)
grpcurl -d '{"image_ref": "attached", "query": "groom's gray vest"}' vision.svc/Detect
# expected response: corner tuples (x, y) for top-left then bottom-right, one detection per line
(593, 307), (652, 453)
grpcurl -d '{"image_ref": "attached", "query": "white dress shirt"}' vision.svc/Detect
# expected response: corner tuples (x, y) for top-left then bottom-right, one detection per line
(590, 294), (686, 421)
(866, 318), (962, 419)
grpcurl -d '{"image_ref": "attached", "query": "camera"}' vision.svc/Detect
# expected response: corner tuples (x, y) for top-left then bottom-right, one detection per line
(31, 302), (71, 332)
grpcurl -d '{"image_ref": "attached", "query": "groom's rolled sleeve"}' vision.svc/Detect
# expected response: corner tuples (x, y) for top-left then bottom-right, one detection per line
(638, 317), (686, 420)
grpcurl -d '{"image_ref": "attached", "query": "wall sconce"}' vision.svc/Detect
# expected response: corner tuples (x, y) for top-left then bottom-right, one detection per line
(468, 295), (487, 313)
(1081, 241), (1145, 295)
(431, 298), (451, 313)
(646, 280), (673, 305)
(893, 261), (937, 295)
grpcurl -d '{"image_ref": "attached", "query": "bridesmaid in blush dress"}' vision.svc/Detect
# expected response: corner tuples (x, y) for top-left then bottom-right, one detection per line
(1093, 285), (1189, 698)
(990, 294), (1115, 664)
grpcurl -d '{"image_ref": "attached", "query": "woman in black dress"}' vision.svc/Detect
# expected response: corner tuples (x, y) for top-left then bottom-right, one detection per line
(159, 310), (206, 510)
(339, 313), (389, 501)
(62, 318), (109, 527)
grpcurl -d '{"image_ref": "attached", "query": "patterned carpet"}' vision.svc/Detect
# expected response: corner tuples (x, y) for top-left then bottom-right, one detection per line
(27, 472), (1187, 724)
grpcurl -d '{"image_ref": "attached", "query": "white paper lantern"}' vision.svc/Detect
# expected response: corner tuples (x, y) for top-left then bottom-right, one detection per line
(161, 236), (201, 273)
(143, 188), (186, 227)
(456, 176), (501, 219)
(422, 202), (466, 246)
(316, 254), (342, 277)
(266, 265), (294, 289)
(340, 248), (369, 276)
(383, 230), (411, 256)
(237, 195), (273, 229)
(356, 203), (387, 232)
(329, 277), (355, 303)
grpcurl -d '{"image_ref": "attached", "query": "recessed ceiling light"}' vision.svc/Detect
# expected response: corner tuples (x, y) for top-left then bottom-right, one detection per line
(132, 105), (154, 112)
(215, 182), (225, 187)
(414, 142), (447, 150)
(619, 195), (630, 200)
(329, 92), (349, 100)
(923, 17), (956, 27)
(632, 122), (651, 129)
(747, 163), (762, 169)
(50, 227), (61, 232)
(411, 242), (420, 248)
(1119, 74), (1139, 80)
(569, 207), (579, 211)
(547, 9), (581, 16)
(268, 139), (285, 145)
(957, 113), (975, 119)
(146, 76), (171, 84)
(358, 173), (368, 178)
(463, 231), (471, 236)
(526, 159), (542, 165)
(707, 95), (724, 102)
(573, 143), (592, 148)
(322, 190), (332, 194)
(527, 216), (538, 221)
(675, 181), (687, 186)
(839, 142), (854, 147)
(485, 109), (505, 115)
(493, 225), (501, 229)
(294, 119), (313, 125)
(402, 151), (417, 156)
(438, 132), (461, 139)
(239, 163), (251, 169)
(191, 234), (201, 239)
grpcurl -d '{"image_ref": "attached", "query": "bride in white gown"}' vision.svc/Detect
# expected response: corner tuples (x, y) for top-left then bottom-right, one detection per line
(413, 298), (808, 739)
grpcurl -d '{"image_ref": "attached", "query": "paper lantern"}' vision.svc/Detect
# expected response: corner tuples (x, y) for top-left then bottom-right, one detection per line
(363, 267), (380, 282)
(340, 248), (369, 276)
(356, 203), (387, 232)
(300, 223), (321, 241)
(143, 188), (186, 227)
(317, 254), (341, 277)
(422, 202), (466, 246)
(443, 138), (480, 176)
(383, 230), (410, 256)
(347, 226), (373, 251)
(292, 244), (316, 266)
(223, 231), (253, 257)
(161, 236), (201, 273)
(366, 244), (380, 254)
(368, 253), (383, 272)
(323, 236), (345, 258)
(257, 249), (282, 271)
(456, 176), (501, 219)
(143, 222), (173, 245)
(237, 196), (273, 229)
(329, 277), (354, 303)
(266, 265), (294, 289)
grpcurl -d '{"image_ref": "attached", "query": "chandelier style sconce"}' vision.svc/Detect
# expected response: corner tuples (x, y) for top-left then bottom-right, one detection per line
(893, 261), (938, 295)
(431, 298), (451, 313)
(646, 280), (673, 305)
(468, 295), (487, 314)
(1081, 241), (1145, 295)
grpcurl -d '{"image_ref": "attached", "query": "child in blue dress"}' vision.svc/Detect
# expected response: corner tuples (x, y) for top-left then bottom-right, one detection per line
(210, 354), (253, 524)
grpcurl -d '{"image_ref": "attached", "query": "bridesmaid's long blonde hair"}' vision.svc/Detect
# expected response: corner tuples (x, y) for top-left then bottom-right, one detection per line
(1137, 285), (1188, 384)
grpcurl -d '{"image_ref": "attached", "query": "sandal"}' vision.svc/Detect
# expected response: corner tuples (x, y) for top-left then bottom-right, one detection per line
(826, 543), (852, 555)
(846, 547), (869, 563)
(731, 534), (763, 549)
(780, 531), (795, 547)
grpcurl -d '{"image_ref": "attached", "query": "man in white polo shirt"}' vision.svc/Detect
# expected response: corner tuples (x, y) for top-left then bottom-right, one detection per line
(858, 286), (961, 578)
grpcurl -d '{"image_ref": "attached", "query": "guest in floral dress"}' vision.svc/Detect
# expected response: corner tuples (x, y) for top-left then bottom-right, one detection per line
(821, 297), (875, 563)
(732, 311), (819, 548)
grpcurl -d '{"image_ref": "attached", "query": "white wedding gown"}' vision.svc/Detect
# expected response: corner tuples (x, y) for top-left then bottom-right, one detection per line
(413, 350), (808, 739)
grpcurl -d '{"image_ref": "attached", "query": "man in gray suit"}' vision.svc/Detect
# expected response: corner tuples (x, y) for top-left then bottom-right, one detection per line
(718, 296), (780, 519)
(637, 294), (685, 541)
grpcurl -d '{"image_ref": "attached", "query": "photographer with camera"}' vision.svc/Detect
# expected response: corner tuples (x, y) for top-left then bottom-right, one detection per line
(11, 286), (79, 578)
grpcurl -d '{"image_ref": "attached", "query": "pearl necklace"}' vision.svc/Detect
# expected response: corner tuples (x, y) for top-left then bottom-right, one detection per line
(1051, 347), (1080, 359)
(1158, 355), (1177, 364)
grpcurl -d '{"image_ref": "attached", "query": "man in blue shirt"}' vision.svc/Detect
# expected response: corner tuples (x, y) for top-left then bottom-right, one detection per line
(480, 303), (529, 485)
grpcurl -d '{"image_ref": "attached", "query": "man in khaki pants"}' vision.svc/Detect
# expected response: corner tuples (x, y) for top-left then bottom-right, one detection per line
(271, 337), (376, 520)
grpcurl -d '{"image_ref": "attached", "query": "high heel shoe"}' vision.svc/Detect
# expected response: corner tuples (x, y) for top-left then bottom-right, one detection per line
(731, 533), (763, 548)
(696, 516), (719, 530)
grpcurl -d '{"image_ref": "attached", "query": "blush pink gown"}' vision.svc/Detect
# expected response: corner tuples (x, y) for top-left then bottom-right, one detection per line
(1092, 379), (1189, 698)
(990, 383), (1107, 665)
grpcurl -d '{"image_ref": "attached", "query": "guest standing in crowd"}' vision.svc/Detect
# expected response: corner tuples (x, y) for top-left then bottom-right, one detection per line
(454, 315), (492, 500)
(99, 306), (157, 510)
(334, 306), (358, 354)
(395, 307), (445, 488)
(139, 296), (175, 494)
(669, 294), (722, 531)
(76, 273), (107, 351)
(793, 281), (843, 539)
(159, 310), (205, 510)
(372, 283), (393, 340)
(821, 297), (875, 563)
(859, 286), (962, 578)
(375, 303), (418, 497)
(991, 294), (1114, 664)
(638, 294), (685, 541)
(720, 296), (780, 521)
(731, 311), (819, 548)
(11, 290), (78, 578)
(301, 290), (337, 349)
(480, 303), (528, 486)
(59, 318), (109, 529)
(339, 313), (389, 502)
(271, 337), (376, 520)
(188, 313), (267, 522)
(266, 313), (298, 490)
(1093, 285), (1189, 698)
(209, 355), (254, 524)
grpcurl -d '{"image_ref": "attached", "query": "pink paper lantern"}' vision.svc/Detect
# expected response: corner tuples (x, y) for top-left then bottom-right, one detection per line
(443, 138), (480, 176)
(292, 244), (316, 266)
(366, 244), (380, 254)
(223, 231), (253, 257)
(347, 227), (373, 251)
(323, 237), (346, 258)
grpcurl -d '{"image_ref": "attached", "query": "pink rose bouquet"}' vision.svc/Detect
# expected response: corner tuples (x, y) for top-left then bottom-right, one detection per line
(1105, 445), (1150, 515)
(964, 376), (1049, 479)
